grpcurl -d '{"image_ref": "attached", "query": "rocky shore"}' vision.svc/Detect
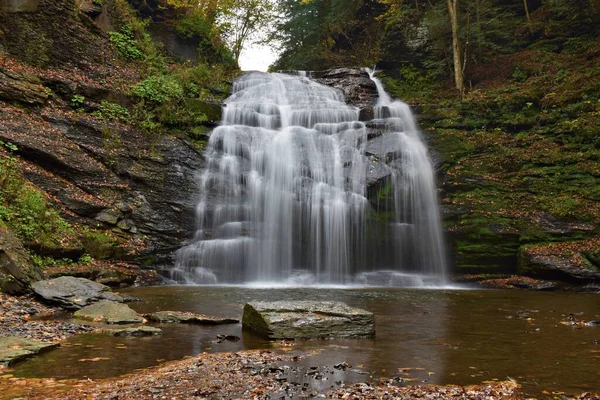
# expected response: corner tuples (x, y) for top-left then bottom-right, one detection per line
(0, 347), (557, 400)
(0, 292), (95, 344)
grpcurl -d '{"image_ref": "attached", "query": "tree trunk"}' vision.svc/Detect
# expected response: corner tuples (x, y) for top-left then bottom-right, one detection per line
(523, 0), (533, 34)
(447, 0), (464, 98)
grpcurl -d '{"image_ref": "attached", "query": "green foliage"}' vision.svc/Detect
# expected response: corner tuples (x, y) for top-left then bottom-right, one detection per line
(0, 139), (18, 152)
(175, 11), (213, 39)
(272, 0), (383, 70)
(381, 66), (436, 101)
(109, 26), (145, 61)
(79, 253), (93, 265)
(96, 101), (130, 123)
(131, 75), (184, 104)
(0, 143), (75, 251)
(70, 94), (85, 109)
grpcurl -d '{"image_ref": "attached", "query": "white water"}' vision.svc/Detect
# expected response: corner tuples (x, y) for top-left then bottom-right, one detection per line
(172, 70), (447, 286)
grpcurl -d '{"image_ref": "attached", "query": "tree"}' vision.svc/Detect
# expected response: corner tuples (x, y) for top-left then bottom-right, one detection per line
(219, 0), (275, 64)
(271, 0), (384, 70)
(447, 0), (464, 98)
(523, 0), (533, 34)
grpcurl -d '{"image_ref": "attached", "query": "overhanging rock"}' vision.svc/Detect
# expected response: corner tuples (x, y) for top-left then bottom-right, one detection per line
(242, 301), (375, 340)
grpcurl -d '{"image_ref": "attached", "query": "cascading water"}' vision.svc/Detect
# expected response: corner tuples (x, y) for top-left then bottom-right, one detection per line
(171, 69), (447, 286)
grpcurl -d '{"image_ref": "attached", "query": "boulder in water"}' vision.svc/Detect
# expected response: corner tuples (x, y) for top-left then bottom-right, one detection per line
(0, 336), (59, 366)
(102, 326), (163, 337)
(31, 276), (123, 310)
(242, 301), (375, 339)
(146, 311), (239, 325)
(74, 301), (144, 324)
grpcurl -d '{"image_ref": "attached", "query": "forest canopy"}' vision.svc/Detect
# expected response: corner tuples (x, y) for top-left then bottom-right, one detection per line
(270, 0), (600, 93)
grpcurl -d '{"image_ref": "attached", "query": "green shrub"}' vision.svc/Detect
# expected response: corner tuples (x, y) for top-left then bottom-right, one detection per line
(70, 94), (85, 108)
(131, 75), (184, 104)
(175, 11), (213, 39)
(96, 101), (130, 122)
(0, 142), (74, 249)
(109, 26), (145, 61)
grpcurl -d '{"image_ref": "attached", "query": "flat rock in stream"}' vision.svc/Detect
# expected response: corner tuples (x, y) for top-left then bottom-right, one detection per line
(102, 326), (163, 337)
(31, 276), (123, 310)
(74, 301), (144, 324)
(146, 311), (239, 325)
(0, 337), (59, 366)
(242, 301), (375, 339)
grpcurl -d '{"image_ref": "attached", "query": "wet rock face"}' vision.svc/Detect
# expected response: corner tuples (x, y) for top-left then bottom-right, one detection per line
(0, 0), (108, 70)
(0, 110), (204, 261)
(311, 68), (378, 111)
(31, 277), (123, 310)
(0, 227), (43, 294)
(311, 68), (399, 203)
(242, 301), (375, 340)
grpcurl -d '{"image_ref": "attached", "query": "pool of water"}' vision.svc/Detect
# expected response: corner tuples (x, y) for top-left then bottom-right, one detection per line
(12, 286), (600, 396)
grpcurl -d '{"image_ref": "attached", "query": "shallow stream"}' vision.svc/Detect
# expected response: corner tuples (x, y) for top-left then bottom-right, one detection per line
(12, 286), (600, 397)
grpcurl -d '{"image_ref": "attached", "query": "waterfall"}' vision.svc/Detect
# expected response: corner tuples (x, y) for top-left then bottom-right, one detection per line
(171, 70), (447, 286)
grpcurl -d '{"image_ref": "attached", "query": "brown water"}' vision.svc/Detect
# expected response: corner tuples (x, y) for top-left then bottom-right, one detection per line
(12, 286), (600, 397)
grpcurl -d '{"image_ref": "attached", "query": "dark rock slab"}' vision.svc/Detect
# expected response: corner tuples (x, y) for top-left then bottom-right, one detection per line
(242, 301), (375, 340)
(366, 156), (393, 188)
(102, 326), (162, 336)
(0, 337), (58, 366)
(365, 133), (404, 163)
(520, 251), (600, 282)
(0, 227), (43, 294)
(0, 69), (49, 105)
(31, 276), (123, 310)
(311, 68), (377, 110)
(74, 301), (144, 324)
(146, 311), (239, 325)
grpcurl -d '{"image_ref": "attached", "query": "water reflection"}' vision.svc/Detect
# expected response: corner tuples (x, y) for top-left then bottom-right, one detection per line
(11, 287), (600, 397)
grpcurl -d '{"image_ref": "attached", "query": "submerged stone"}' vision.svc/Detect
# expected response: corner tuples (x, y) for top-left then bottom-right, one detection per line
(0, 337), (58, 366)
(146, 311), (239, 325)
(102, 326), (163, 337)
(242, 301), (375, 340)
(31, 276), (123, 310)
(74, 301), (144, 324)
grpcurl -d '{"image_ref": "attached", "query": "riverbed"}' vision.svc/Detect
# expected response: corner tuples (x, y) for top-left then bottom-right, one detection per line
(11, 286), (600, 397)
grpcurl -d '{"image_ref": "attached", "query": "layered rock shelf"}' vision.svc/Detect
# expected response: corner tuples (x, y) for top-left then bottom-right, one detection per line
(242, 301), (375, 339)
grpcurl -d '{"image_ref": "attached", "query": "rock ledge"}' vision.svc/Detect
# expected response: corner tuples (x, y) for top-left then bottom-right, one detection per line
(242, 301), (375, 339)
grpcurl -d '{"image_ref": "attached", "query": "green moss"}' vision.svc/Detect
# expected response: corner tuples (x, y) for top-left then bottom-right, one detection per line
(81, 230), (118, 260)
(5, 19), (52, 67)
(0, 155), (74, 249)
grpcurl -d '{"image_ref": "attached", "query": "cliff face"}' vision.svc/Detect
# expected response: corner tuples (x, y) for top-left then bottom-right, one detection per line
(0, 0), (207, 275)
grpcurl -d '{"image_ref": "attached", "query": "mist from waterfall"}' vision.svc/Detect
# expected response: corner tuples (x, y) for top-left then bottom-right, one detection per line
(171, 70), (447, 286)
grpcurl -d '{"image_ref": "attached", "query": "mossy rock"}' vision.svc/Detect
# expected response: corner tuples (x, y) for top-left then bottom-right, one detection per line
(0, 226), (43, 294)
(242, 301), (375, 340)
(183, 99), (221, 125)
(74, 301), (143, 324)
(0, 336), (58, 366)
